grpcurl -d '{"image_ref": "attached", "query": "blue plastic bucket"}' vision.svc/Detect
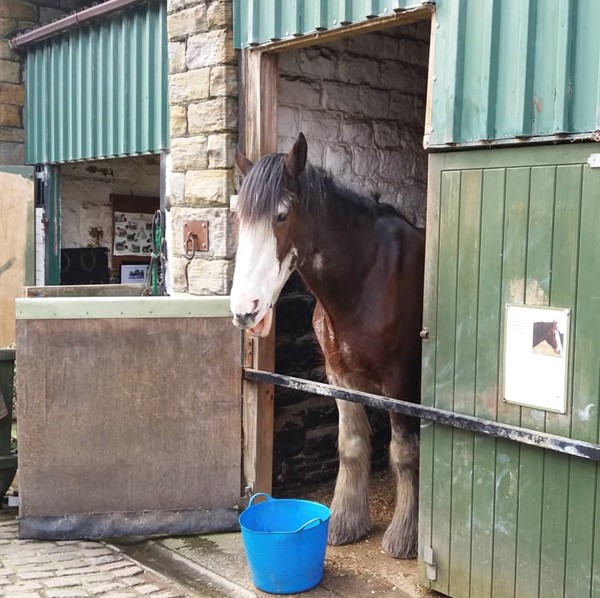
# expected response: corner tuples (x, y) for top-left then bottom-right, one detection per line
(239, 493), (331, 594)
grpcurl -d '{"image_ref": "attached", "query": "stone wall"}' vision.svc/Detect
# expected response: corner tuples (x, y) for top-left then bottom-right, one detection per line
(273, 21), (430, 493)
(278, 20), (430, 226)
(166, 0), (238, 295)
(0, 0), (94, 166)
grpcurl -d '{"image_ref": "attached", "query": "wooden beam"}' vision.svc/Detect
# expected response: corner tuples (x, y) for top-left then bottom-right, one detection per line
(423, 9), (436, 150)
(242, 50), (279, 158)
(240, 49), (278, 497)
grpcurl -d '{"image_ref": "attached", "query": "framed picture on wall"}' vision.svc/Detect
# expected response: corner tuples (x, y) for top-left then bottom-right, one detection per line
(111, 194), (159, 283)
(120, 264), (149, 284)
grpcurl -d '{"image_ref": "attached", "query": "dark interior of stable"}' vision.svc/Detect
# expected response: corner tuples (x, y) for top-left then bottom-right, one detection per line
(271, 18), (431, 494)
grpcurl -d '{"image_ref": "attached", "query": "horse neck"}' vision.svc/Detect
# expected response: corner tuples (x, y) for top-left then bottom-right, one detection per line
(294, 184), (379, 315)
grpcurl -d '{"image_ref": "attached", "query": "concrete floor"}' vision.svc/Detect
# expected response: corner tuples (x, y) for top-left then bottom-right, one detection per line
(115, 530), (432, 598)
(113, 471), (439, 598)
(5, 469), (440, 597)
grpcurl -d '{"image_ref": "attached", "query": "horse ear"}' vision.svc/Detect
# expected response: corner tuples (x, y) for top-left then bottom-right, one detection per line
(235, 148), (254, 176)
(283, 132), (307, 182)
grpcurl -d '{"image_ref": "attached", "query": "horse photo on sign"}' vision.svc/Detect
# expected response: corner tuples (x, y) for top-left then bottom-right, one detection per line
(504, 304), (570, 413)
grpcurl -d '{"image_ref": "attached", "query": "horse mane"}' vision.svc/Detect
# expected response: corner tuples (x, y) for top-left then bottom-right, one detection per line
(238, 152), (411, 228)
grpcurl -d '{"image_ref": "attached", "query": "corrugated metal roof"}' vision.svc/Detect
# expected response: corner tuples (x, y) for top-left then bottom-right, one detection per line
(25, 0), (169, 165)
(233, 0), (426, 48)
(430, 0), (600, 146)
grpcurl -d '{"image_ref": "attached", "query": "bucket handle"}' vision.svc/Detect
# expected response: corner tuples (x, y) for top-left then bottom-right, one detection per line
(248, 492), (273, 507)
(293, 518), (323, 533)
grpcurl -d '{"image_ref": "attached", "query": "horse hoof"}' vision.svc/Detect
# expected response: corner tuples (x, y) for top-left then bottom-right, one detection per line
(382, 528), (417, 559)
(327, 515), (370, 546)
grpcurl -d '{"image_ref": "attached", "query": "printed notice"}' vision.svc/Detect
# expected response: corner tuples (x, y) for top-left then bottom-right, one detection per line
(503, 304), (570, 413)
(113, 212), (153, 256)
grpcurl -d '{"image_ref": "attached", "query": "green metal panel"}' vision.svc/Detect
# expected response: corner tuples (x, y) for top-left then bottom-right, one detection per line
(431, 0), (600, 146)
(25, 0), (169, 164)
(233, 0), (424, 47)
(420, 143), (600, 597)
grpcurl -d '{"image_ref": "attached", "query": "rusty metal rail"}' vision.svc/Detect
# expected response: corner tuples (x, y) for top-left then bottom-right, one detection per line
(244, 368), (600, 461)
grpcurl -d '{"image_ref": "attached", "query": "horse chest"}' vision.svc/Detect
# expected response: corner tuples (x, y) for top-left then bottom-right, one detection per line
(313, 302), (381, 391)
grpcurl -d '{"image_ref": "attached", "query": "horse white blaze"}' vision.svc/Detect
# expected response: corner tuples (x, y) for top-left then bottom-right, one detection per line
(230, 221), (295, 337)
(553, 327), (563, 354)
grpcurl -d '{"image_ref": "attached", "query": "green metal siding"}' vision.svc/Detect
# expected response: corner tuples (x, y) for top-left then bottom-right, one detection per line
(430, 0), (600, 146)
(233, 0), (425, 48)
(25, 0), (169, 165)
(420, 143), (600, 597)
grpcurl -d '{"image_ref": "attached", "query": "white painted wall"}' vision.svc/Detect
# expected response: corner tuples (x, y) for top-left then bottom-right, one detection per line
(60, 156), (160, 276)
(277, 20), (430, 226)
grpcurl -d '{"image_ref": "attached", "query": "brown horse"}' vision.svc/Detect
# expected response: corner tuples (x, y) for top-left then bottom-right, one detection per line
(532, 320), (563, 355)
(230, 133), (425, 558)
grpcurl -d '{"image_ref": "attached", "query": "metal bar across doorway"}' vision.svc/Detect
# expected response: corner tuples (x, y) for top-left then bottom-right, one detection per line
(244, 369), (600, 462)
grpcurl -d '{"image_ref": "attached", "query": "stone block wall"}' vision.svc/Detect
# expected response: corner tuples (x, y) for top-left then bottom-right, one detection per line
(0, 0), (93, 166)
(166, 0), (238, 295)
(277, 20), (430, 227)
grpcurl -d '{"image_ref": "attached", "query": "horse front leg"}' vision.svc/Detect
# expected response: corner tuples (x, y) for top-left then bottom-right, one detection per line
(328, 398), (372, 546)
(383, 412), (419, 558)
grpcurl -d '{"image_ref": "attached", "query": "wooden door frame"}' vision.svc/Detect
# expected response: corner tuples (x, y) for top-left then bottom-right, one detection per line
(239, 48), (278, 497)
(237, 8), (434, 496)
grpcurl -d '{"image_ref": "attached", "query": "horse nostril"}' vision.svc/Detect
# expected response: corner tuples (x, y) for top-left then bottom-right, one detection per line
(251, 299), (260, 313)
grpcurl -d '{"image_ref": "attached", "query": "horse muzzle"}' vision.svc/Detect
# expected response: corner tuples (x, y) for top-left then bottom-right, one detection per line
(232, 307), (274, 337)
(232, 310), (259, 329)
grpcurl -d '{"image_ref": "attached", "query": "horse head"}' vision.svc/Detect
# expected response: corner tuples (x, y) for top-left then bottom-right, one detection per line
(230, 133), (308, 337)
(549, 320), (563, 354)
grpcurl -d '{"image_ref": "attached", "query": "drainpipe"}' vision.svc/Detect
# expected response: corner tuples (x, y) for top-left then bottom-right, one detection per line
(9, 0), (148, 49)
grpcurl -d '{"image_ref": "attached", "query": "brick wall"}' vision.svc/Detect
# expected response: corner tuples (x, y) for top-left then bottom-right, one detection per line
(166, 0), (237, 295)
(273, 21), (430, 493)
(0, 0), (94, 166)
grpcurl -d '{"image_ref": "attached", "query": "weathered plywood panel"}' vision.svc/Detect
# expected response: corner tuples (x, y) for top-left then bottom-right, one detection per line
(0, 169), (34, 346)
(16, 315), (241, 536)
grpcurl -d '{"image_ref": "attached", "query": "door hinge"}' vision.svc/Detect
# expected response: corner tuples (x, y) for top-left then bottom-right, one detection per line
(35, 165), (49, 186)
(423, 546), (437, 581)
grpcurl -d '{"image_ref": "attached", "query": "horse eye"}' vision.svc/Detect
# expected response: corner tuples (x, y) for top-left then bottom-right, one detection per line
(276, 211), (288, 223)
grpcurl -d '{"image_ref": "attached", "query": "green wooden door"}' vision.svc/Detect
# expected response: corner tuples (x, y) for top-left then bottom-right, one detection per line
(420, 143), (600, 598)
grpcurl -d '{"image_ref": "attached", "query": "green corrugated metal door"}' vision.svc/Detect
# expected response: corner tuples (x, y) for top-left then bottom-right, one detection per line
(429, 0), (600, 147)
(25, 0), (169, 164)
(420, 143), (600, 598)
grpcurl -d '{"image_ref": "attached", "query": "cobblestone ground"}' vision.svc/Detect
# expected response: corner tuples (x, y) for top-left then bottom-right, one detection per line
(0, 513), (193, 598)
